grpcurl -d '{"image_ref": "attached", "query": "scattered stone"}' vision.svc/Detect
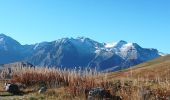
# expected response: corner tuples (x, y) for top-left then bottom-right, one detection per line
(38, 87), (47, 94)
(4, 83), (20, 95)
(87, 87), (122, 100)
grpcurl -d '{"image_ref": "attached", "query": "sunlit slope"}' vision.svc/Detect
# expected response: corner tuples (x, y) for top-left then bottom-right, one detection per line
(107, 55), (170, 79)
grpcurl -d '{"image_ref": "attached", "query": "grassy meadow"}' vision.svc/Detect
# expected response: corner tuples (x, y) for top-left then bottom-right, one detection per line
(0, 55), (170, 100)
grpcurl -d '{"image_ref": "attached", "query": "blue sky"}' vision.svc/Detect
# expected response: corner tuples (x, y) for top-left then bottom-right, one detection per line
(0, 0), (169, 53)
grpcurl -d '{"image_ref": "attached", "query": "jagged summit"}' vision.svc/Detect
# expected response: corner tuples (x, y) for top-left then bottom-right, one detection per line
(0, 33), (21, 47)
(0, 33), (7, 37)
(0, 34), (162, 71)
(105, 40), (128, 48)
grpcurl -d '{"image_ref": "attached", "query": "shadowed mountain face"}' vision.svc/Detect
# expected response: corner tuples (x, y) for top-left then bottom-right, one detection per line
(0, 34), (24, 64)
(0, 34), (161, 71)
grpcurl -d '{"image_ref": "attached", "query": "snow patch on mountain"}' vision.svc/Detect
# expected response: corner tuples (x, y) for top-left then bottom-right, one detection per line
(34, 43), (40, 50)
(159, 52), (167, 56)
(77, 37), (87, 42)
(0, 37), (4, 42)
(118, 43), (138, 59)
(95, 49), (101, 54)
(105, 42), (117, 48)
(0, 34), (162, 71)
(120, 43), (134, 51)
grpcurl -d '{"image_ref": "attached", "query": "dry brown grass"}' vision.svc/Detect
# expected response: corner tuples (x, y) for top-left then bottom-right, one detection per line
(104, 55), (170, 99)
(0, 55), (170, 100)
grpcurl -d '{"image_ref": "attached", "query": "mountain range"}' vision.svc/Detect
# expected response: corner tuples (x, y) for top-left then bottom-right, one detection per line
(0, 34), (162, 71)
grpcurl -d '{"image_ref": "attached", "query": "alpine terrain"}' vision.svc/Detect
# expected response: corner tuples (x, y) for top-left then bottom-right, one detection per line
(0, 34), (161, 71)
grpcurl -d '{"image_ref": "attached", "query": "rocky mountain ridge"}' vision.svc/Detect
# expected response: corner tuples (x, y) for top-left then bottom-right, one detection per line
(0, 34), (161, 71)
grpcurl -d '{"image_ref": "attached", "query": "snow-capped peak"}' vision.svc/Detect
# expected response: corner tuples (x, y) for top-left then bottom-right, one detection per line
(105, 42), (117, 48)
(105, 40), (127, 48)
(77, 37), (87, 42)
(114, 40), (127, 48)
(120, 43), (134, 51)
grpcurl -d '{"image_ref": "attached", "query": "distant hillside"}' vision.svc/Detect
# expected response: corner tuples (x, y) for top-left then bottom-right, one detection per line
(0, 62), (34, 79)
(107, 55), (170, 79)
